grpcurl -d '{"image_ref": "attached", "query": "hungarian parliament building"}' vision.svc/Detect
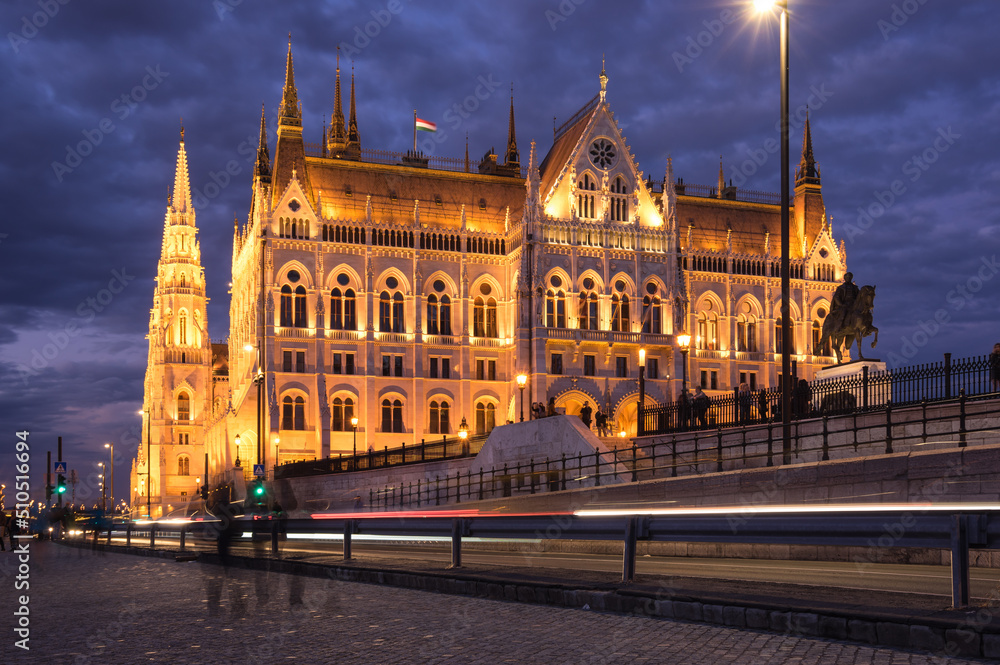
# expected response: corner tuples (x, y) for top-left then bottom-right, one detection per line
(130, 44), (844, 516)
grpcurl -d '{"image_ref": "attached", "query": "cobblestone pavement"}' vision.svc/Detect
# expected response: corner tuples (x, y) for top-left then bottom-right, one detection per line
(2, 543), (991, 665)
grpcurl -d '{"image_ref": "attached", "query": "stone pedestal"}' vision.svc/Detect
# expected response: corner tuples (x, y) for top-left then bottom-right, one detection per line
(814, 360), (888, 411)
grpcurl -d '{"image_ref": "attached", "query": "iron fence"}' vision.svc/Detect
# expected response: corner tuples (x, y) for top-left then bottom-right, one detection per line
(641, 352), (998, 437)
(274, 433), (490, 480)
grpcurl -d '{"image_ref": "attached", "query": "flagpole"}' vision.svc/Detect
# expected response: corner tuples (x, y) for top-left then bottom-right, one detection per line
(413, 109), (417, 153)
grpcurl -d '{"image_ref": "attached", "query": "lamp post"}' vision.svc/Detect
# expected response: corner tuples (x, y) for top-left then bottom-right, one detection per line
(458, 416), (469, 455)
(755, 0), (792, 464)
(274, 435), (280, 475)
(104, 443), (114, 514)
(234, 433), (242, 468)
(638, 348), (646, 436)
(516, 373), (528, 422)
(677, 334), (691, 392)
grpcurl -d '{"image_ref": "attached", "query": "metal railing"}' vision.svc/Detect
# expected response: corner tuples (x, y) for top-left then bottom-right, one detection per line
(274, 433), (490, 479)
(642, 352), (998, 437)
(84, 507), (1000, 608)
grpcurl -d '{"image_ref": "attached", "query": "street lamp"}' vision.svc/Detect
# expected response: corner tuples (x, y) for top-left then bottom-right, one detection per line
(638, 348), (646, 436)
(234, 433), (242, 468)
(104, 443), (114, 513)
(677, 334), (691, 392)
(516, 373), (528, 422)
(755, 0), (793, 464)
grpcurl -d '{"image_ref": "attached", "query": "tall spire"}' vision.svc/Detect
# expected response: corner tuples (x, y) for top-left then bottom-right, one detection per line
(278, 35), (301, 128)
(464, 132), (470, 173)
(171, 129), (192, 215)
(255, 104), (272, 182)
(796, 108), (820, 185)
(504, 83), (519, 168)
(329, 47), (347, 151)
(599, 54), (608, 101)
(347, 62), (359, 145)
(717, 155), (724, 198)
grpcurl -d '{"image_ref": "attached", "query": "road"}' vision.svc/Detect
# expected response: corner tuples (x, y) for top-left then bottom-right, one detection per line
(4, 542), (991, 665)
(106, 531), (1000, 603)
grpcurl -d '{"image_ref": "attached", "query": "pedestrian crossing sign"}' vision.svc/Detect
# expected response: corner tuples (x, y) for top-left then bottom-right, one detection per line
(54, 461), (67, 474)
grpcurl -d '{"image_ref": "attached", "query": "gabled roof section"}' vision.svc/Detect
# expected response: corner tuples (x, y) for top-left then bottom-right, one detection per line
(538, 94), (598, 204)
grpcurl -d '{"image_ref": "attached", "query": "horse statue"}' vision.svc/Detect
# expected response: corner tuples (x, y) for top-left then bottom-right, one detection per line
(819, 284), (879, 364)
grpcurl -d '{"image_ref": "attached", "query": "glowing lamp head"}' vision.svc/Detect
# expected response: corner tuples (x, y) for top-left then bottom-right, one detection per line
(244, 343), (254, 352)
(677, 333), (691, 350)
(639, 348), (646, 364)
(753, 0), (776, 11)
(516, 373), (527, 389)
(458, 416), (469, 440)
(351, 416), (359, 428)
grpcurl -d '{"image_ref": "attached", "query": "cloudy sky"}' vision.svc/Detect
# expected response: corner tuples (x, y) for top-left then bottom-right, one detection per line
(1, 0), (997, 504)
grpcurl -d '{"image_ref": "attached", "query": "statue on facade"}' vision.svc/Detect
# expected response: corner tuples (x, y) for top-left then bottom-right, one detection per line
(819, 273), (879, 364)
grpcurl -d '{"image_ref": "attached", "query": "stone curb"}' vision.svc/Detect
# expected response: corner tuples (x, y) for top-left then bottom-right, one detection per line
(66, 541), (1000, 660)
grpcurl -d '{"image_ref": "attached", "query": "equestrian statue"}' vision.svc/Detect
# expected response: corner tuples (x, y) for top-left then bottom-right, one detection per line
(818, 272), (879, 364)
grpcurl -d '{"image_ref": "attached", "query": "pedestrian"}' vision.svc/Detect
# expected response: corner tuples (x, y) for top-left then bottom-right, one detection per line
(579, 401), (593, 429)
(8, 513), (20, 551)
(692, 386), (710, 429)
(793, 379), (813, 419)
(678, 389), (691, 430)
(595, 410), (607, 437)
(546, 397), (556, 417)
(757, 389), (769, 423)
(990, 342), (1000, 392)
(738, 382), (751, 424)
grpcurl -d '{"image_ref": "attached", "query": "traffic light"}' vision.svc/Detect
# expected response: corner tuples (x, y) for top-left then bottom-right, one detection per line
(199, 484), (209, 501)
(250, 479), (266, 508)
(56, 474), (67, 494)
(46, 483), (54, 502)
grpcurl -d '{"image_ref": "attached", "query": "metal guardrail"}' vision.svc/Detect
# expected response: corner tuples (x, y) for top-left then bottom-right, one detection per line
(86, 507), (1000, 608)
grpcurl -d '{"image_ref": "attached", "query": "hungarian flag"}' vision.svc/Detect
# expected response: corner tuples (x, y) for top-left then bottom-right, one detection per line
(415, 117), (437, 132)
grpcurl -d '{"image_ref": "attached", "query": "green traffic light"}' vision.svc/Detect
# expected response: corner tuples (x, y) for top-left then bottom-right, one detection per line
(57, 485), (66, 493)
(254, 485), (264, 496)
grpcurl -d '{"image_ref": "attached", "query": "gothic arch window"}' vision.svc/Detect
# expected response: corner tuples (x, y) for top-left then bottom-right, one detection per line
(427, 294), (440, 335)
(610, 176), (629, 222)
(178, 311), (188, 345)
(331, 396), (355, 431)
(641, 295), (661, 334)
(697, 311), (719, 350)
(179, 273), (186, 288)
(293, 285), (307, 328)
(545, 290), (565, 328)
(280, 285), (293, 326)
(439, 294), (451, 335)
(577, 172), (596, 219)
(812, 311), (831, 356)
(611, 294), (631, 332)
(737, 313), (758, 352)
(177, 392), (190, 421)
(428, 400), (450, 435)
(177, 455), (190, 476)
(330, 288), (343, 330)
(473, 297), (485, 338)
(578, 290), (599, 330)
(475, 401), (496, 435)
(281, 395), (307, 430)
(381, 398), (403, 433)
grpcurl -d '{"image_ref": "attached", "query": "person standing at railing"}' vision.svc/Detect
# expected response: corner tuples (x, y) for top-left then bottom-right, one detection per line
(757, 389), (769, 423)
(692, 387), (710, 429)
(991, 343), (1000, 392)
(738, 382), (752, 424)
(678, 389), (691, 431)
(580, 402), (593, 430)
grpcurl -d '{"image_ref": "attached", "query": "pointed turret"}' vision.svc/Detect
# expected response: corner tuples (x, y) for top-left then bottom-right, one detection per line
(328, 48), (347, 155)
(272, 38), (310, 208)
(599, 54), (608, 102)
(170, 127), (192, 216)
(464, 133), (470, 173)
(504, 84), (519, 169)
(278, 37), (301, 128)
(663, 156), (676, 232)
(345, 62), (361, 160)
(716, 155), (724, 198)
(795, 109), (820, 186)
(793, 109), (825, 257)
(255, 104), (271, 183)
